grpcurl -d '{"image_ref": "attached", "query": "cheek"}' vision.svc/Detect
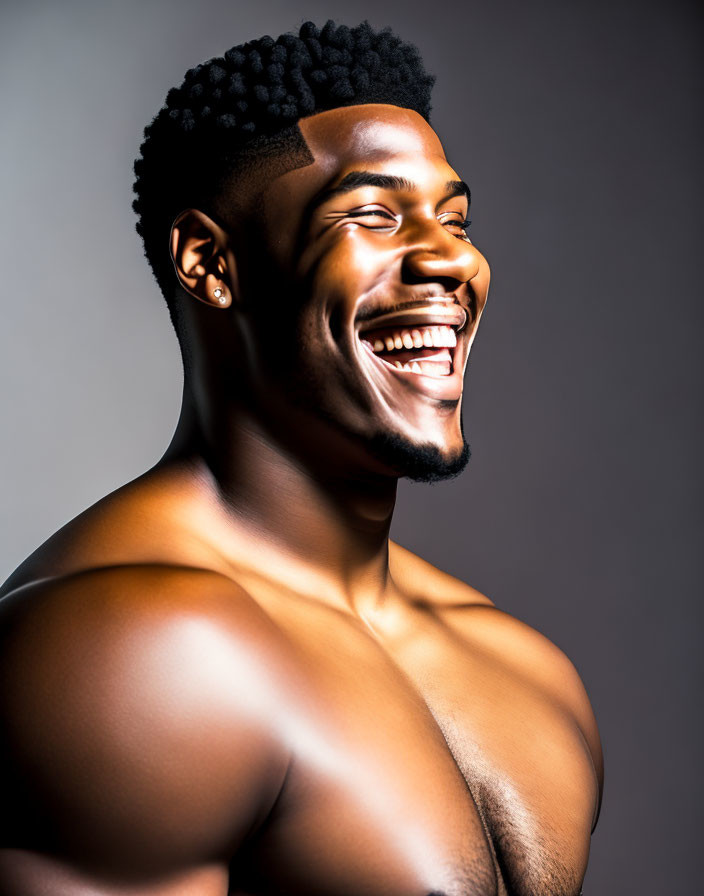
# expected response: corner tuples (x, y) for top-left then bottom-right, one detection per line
(299, 232), (393, 350)
(303, 228), (398, 314)
(244, 229), (397, 376)
(331, 227), (394, 278)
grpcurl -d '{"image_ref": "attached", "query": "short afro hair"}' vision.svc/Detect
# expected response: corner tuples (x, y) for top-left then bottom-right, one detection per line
(132, 20), (435, 318)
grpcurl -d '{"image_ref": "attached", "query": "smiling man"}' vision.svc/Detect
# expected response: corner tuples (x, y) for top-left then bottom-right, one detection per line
(0, 20), (602, 896)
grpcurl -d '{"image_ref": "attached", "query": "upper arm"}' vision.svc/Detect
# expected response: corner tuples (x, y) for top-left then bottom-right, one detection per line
(504, 618), (604, 830)
(547, 645), (604, 831)
(0, 566), (295, 877)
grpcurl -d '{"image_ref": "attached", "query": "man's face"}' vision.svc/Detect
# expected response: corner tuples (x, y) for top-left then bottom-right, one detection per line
(229, 104), (490, 481)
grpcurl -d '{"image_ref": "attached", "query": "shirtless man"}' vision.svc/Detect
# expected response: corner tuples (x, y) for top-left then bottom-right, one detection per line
(0, 20), (602, 896)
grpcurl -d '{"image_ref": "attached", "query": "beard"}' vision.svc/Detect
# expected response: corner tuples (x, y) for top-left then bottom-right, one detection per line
(260, 338), (472, 483)
(366, 427), (471, 483)
(282, 371), (472, 483)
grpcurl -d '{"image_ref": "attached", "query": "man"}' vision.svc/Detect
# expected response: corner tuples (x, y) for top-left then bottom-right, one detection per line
(0, 20), (602, 896)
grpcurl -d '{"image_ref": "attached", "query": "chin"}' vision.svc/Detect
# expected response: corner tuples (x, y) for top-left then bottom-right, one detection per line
(368, 430), (471, 483)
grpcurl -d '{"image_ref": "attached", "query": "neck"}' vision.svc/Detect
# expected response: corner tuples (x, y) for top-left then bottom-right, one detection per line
(160, 382), (398, 617)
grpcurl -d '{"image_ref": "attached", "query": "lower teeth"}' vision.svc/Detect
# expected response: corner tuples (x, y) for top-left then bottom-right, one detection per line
(392, 359), (450, 376)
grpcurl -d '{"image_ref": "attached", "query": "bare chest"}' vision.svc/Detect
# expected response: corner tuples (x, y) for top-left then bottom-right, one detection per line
(233, 600), (596, 896)
(390, 610), (597, 896)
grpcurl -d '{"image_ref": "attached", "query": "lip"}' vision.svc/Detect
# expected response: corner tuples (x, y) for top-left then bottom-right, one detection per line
(357, 300), (468, 336)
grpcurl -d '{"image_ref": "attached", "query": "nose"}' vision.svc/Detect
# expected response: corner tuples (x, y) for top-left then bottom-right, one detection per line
(401, 219), (485, 289)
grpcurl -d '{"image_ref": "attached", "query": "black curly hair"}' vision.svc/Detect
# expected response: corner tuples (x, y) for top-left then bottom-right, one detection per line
(132, 20), (435, 324)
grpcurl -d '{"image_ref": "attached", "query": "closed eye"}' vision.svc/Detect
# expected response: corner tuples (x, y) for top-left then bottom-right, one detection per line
(346, 209), (397, 223)
(444, 218), (472, 233)
(344, 209), (471, 238)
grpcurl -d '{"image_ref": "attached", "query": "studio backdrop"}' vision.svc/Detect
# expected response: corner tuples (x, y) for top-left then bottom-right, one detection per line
(1, 1), (701, 893)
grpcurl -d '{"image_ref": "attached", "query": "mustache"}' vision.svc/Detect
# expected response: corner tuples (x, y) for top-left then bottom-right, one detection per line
(356, 292), (462, 325)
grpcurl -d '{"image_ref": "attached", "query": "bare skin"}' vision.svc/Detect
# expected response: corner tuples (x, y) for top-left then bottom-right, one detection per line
(0, 105), (603, 896)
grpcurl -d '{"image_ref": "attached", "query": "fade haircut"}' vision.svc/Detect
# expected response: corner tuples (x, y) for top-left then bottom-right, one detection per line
(132, 20), (435, 330)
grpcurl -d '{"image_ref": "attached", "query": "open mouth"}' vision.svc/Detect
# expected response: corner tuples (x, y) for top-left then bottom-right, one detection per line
(360, 325), (456, 376)
(357, 302), (467, 379)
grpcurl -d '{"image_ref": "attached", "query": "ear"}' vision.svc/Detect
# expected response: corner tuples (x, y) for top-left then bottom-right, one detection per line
(170, 209), (237, 309)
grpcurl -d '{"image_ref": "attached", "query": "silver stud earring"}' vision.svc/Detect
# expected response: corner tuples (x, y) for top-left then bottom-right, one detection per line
(213, 287), (226, 305)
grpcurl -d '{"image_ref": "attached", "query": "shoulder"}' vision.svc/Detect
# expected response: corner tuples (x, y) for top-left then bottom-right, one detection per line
(0, 565), (297, 869)
(0, 467), (225, 597)
(0, 563), (299, 684)
(389, 540), (494, 608)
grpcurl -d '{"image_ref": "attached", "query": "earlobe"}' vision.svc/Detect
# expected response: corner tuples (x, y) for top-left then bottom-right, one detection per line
(170, 209), (234, 308)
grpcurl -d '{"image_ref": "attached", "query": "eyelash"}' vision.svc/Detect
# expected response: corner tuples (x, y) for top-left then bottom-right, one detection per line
(346, 210), (472, 233)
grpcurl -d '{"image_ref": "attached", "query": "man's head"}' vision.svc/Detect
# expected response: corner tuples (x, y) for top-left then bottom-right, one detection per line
(133, 21), (490, 483)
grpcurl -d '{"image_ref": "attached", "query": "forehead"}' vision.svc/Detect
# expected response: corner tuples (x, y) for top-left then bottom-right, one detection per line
(263, 104), (456, 207)
(300, 104), (447, 171)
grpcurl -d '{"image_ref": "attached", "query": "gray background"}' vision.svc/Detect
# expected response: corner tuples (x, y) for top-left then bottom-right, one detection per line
(1, 0), (701, 891)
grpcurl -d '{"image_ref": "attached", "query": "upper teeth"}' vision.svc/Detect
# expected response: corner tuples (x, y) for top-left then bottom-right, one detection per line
(368, 325), (457, 352)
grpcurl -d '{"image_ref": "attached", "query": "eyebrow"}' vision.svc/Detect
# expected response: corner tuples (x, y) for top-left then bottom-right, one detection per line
(310, 170), (471, 213)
